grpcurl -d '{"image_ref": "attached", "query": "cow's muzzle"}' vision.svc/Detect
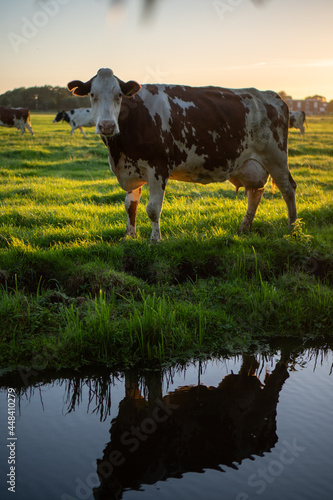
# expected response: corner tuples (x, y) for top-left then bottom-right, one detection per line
(98, 120), (118, 137)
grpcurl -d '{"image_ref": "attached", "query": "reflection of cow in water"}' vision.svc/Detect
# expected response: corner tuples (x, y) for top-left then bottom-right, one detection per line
(93, 355), (289, 500)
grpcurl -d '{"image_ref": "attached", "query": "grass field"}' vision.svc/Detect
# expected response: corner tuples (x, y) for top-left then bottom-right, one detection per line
(0, 113), (332, 372)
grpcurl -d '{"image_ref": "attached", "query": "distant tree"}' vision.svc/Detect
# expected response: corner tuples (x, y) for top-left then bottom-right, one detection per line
(305, 95), (327, 102)
(278, 90), (292, 100)
(0, 86), (90, 110)
(326, 100), (333, 113)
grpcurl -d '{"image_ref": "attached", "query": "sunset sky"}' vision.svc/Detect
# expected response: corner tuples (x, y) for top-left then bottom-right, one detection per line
(1, 0), (333, 101)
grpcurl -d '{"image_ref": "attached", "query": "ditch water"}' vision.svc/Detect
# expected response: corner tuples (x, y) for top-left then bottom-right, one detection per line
(0, 343), (332, 500)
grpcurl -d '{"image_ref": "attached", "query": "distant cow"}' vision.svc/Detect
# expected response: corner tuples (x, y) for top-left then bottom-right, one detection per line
(68, 68), (297, 241)
(289, 110), (307, 136)
(0, 107), (34, 136)
(53, 108), (95, 137)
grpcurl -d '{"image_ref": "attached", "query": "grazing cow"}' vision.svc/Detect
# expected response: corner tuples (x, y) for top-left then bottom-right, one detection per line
(289, 110), (307, 136)
(0, 107), (34, 136)
(67, 68), (297, 241)
(53, 108), (95, 137)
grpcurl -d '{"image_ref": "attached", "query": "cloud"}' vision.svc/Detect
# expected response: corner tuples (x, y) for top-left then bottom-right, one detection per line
(308, 59), (333, 68)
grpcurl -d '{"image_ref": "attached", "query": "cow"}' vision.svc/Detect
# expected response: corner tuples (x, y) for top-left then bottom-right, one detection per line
(0, 107), (34, 136)
(53, 108), (95, 137)
(67, 68), (297, 242)
(289, 110), (307, 136)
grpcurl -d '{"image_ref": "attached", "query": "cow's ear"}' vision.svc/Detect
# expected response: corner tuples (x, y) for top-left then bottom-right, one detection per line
(117, 79), (141, 97)
(67, 78), (93, 96)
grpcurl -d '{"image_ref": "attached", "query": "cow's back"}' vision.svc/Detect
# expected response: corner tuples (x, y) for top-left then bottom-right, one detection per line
(114, 84), (288, 184)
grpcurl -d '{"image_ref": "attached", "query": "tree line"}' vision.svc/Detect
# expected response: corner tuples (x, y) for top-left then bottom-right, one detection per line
(0, 85), (90, 111)
(1, 85), (333, 114)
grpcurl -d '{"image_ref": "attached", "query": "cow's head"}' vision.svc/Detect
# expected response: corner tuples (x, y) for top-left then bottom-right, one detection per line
(53, 111), (65, 123)
(67, 68), (141, 137)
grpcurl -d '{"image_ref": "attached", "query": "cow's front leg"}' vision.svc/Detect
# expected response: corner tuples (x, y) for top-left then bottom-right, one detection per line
(238, 188), (265, 233)
(124, 187), (142, 238)
(146, 178), (167, 242)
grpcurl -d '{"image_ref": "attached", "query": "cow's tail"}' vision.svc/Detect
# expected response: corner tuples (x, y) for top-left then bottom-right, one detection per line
(271, 176), (277, 194)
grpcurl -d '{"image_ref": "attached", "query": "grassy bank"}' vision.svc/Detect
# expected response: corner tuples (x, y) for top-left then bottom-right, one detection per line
(0, 114), (332, 371)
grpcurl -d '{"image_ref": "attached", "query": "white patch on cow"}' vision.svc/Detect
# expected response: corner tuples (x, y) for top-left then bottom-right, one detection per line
(172, 96), (196, 115)
(186, 145), (202, 164)
(170, 142), (209, 182)
(13, 117), (25, 131)
(109, 153), (149, 192)
(140, 86), (171, 132)
(208, 130), (220, 143)
(69, 109), (95, 128)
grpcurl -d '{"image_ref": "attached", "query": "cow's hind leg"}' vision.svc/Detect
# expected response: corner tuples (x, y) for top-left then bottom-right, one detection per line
(146, 176), (167, 242)
(238, 188), (265, 233)
(271, 171), (297, 228)
(124, 187), (142, 238)
(25, 118), (34, 136)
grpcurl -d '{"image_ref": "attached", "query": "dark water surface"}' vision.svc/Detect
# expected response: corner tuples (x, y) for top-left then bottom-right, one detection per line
(0, 346), (332, 500)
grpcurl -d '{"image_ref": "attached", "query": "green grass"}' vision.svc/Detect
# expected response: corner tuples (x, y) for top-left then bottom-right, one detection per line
(0, 113), (332, 372)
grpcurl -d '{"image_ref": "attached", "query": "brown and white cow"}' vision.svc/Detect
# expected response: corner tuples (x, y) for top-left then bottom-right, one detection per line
(68, 68), (297, 242)
(0, 107), (34, 136)
(289, 110), (307, 136)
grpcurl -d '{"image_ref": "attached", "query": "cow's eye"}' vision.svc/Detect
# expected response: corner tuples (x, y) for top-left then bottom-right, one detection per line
(90, 93), (94, 98)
